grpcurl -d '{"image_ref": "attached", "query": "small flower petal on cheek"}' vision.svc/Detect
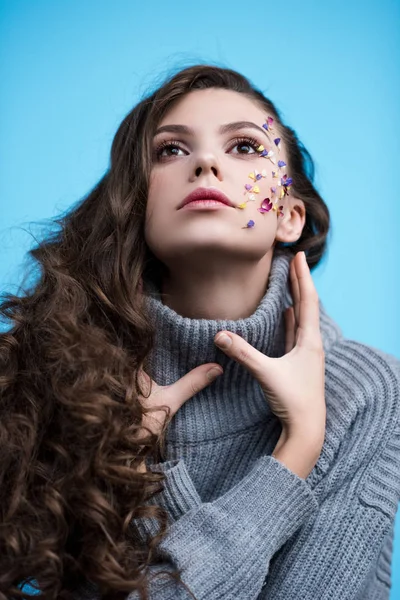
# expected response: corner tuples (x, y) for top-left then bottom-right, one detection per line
(248, 169), (267, 182)
(274, 138), (281, 152)
(244, 220), (255, 228)
(257, 198), (273, 213)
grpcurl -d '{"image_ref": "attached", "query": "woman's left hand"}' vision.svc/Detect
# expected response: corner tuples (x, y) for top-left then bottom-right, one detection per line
(214, 251), (326, 445)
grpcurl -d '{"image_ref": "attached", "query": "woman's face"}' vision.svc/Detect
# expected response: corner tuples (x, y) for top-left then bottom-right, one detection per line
(145, 88), (292, 271)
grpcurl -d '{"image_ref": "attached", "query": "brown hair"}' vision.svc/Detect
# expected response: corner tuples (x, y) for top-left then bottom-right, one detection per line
(0, 64), (330, 600)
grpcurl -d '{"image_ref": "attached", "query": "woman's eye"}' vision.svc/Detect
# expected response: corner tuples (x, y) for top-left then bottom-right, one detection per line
(155, 142), (187, 159)
(229, 137), (260, 155)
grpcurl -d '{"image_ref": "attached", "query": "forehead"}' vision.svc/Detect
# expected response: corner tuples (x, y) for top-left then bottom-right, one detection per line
(158, 88), (265, 127)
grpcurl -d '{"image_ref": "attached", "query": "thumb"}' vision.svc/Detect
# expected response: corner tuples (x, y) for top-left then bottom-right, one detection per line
(169, 363), (223, 411)
(214, 331), (270, 379)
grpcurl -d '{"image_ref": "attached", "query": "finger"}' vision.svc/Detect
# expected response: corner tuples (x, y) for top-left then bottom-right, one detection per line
(137, 368), (153, 398)
(168, 363), (223, 411)
(214, 331), (269, 379)
(295, 252), (322, 347)
(284, 307), (296, 353)
(290, 255), (301, 326)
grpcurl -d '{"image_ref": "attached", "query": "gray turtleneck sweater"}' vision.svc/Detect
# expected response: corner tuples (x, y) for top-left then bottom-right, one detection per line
(75, 251), (400, 600)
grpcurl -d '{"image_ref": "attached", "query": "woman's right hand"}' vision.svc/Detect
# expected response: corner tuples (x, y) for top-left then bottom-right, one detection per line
(136, 361), (224, 442)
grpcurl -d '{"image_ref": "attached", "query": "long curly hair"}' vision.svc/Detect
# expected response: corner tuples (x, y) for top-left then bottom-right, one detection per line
(0, 63), (330, 600)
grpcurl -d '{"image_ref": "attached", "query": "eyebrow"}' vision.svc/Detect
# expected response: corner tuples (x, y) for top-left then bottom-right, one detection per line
(154, 120), (272, 142)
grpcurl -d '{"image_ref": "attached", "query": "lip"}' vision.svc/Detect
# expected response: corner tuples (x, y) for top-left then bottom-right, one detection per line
(179, 187), (235, 209)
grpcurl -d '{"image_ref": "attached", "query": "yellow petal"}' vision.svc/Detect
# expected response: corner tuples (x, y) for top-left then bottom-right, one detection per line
(252, 186), (260, 193)
(238, 202), (247, 209)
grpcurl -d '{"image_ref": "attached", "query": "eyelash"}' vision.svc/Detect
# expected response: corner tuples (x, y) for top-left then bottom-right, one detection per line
(154, 136), (262, 160)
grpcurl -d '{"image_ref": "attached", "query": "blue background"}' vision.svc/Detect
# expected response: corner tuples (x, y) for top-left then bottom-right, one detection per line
(0, 0), (399, 596)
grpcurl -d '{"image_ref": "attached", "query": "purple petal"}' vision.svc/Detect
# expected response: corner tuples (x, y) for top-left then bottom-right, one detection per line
(260, 198), (273, 211)
(278, 160), (286, 168)
(247, 220), (255, 228)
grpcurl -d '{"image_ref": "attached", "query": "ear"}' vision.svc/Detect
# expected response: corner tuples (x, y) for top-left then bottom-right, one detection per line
(275, 196), (306, 243)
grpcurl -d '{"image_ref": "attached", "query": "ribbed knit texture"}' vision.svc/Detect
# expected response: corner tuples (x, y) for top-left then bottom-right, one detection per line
(75, 250), (400, 600)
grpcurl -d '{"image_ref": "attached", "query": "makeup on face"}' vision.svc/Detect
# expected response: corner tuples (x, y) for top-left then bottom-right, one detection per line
(239, 117), (293, 229)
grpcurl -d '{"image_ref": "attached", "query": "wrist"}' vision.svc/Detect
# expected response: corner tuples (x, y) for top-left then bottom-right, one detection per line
(272, 435), (323, 480)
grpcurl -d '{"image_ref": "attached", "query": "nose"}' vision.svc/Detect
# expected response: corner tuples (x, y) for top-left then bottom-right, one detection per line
(190, 153), (223, 182)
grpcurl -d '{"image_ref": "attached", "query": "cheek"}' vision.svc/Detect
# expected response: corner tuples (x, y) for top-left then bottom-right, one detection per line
(147, 168), (177, 206)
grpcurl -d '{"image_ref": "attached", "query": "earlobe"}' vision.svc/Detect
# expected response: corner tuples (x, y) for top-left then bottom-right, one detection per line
(275, 200), (306, 244)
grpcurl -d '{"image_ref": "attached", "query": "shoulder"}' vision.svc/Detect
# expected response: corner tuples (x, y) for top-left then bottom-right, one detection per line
(316, 300), (399, 424)
(325, 337), (400, 418)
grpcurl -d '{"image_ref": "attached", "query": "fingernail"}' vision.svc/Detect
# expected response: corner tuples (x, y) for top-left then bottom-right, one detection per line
(215, 333), (232, 349)
(207, 367), (223, 382)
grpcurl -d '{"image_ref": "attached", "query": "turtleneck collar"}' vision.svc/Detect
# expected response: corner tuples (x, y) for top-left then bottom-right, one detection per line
(143, 250), (342, 444)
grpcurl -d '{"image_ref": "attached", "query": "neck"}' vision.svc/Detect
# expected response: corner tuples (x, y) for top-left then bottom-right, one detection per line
(143, 249), (342, 444)
(159, 249), (274, 320)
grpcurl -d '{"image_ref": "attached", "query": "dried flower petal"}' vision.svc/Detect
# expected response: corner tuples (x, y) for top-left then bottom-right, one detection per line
(257, 198), (273, 213)
(262, 117), (274, 131)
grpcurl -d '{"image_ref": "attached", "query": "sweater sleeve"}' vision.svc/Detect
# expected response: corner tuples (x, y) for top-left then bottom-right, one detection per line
(120, 453), (319, 599)
(258, 353), (400, 600)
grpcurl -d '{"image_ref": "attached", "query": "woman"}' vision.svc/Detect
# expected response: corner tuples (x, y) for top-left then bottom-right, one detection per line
(1, 65), (399, 600)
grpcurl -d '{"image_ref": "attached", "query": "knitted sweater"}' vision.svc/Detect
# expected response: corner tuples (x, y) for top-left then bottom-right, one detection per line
(76, 250), (400, 600)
